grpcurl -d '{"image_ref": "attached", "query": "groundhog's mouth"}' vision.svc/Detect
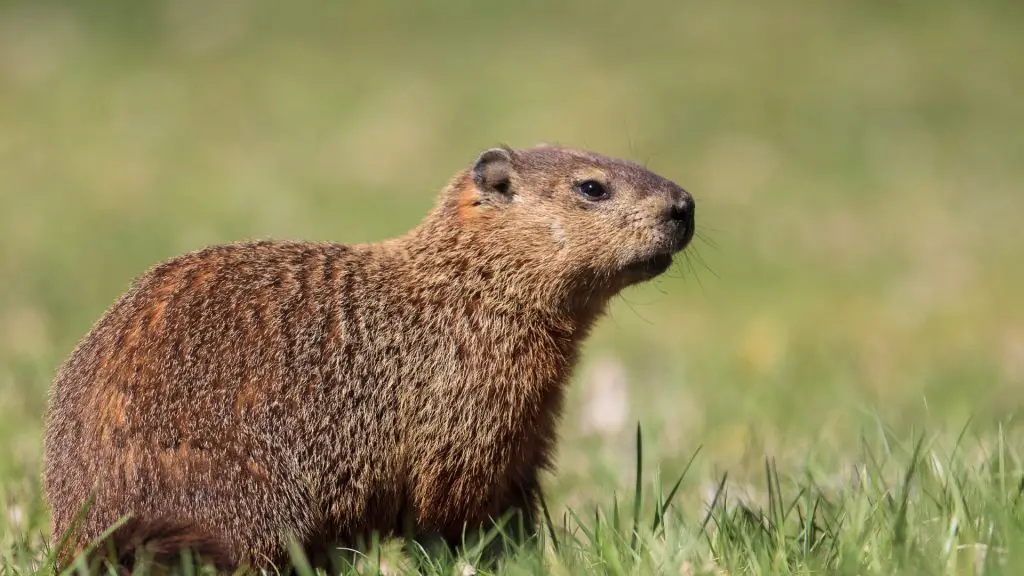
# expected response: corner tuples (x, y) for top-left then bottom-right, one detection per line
(627, 252), (674, 278)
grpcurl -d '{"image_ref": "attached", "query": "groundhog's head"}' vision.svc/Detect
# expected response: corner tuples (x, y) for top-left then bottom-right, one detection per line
(442, 144), (695, 304)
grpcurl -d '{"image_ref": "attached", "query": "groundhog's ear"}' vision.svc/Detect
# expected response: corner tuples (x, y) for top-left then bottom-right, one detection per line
(472, 148), (514, 199)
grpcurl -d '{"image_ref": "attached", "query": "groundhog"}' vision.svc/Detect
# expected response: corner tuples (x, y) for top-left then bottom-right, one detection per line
(42, 144), (696, 572)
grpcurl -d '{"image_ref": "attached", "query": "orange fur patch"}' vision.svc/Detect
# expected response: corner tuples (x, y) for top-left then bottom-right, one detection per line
(147, 300), (168, 329)
(246, 460), (269, 481)
(102, 389), (127, 427)
(234, 382), (260, 416)
(457, 183), (480, 222)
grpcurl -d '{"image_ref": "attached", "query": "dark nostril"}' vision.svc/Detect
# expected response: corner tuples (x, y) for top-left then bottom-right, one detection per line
(669, 199), (693, 222)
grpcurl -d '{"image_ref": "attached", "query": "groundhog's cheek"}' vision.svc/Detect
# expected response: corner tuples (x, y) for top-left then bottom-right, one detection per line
(548, 220), (567, 249)
(585, 244), (633, 272)
(638, 224), (672, 250)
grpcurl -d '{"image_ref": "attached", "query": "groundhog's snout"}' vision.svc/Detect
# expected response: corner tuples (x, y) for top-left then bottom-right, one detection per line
(665, 189), (696, 251)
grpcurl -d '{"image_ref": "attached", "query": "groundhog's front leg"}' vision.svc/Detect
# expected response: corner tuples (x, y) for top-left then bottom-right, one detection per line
(467, 473), (543, 567)
(503, 475), (541, 547)
(411, 475), (541, 567)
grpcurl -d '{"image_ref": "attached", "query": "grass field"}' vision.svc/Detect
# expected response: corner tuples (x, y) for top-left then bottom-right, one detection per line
(2, 0), (1024, 573)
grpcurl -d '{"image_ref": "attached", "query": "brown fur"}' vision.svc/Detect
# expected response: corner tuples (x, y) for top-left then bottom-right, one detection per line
(77, 517), (236, 575)
(43, 145), (695, 572)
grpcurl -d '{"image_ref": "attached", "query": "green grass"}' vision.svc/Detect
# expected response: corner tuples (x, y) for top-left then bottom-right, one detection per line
(2, 0), (1024, 573)
(6, 423), (1024, 574)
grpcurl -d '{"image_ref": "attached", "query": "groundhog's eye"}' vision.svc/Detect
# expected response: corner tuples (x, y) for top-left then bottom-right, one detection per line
(577, 180), (609, 201)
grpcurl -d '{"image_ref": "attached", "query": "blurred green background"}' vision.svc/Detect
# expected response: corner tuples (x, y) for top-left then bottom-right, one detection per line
(1, 0), (1023, 539)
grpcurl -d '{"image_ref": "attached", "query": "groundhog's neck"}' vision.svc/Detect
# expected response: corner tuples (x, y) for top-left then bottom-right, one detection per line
(386, 174), (610, 337)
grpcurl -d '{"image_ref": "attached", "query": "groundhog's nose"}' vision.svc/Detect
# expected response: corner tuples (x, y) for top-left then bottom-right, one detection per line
(668, 197), (693, 223)
(667, 194), (695, 249)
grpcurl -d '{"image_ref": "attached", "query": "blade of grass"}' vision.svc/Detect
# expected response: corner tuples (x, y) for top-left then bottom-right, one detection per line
(537, 488), (559, 553)
(893, 434), (926, 551)
(652, 445), (702, 535)
(630, 422), (643, 554)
